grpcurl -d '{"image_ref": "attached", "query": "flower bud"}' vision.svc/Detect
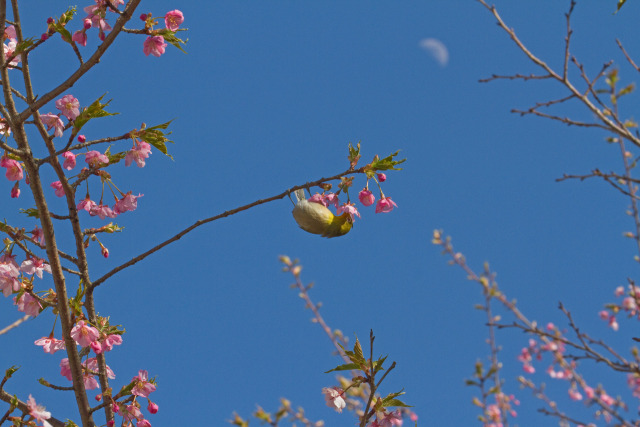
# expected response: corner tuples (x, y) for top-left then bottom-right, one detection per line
(358, 188), (375, 206)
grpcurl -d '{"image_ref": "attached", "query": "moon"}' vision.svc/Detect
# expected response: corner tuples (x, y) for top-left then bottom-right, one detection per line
(419, 38), (449, 67)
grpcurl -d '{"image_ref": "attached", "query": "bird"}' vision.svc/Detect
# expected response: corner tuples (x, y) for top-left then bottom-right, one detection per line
(291, 189), (353, 238)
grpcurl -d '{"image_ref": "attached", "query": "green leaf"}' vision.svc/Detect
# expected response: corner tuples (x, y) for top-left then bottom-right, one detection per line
(618, 82), (635, 97)
(381, 390), (405, 403)
(137, 120), (175, 160)
(348, 141), (361, 168)
(52, 22), (73, 44)
(19, 208), (40, 218)
(158, 29), (188, 54)
(372, 355), (388, 374)
(119, 381), (136, 395)
(5, 365), (19, 378)
(73, 94), (119, 131)
(366, 150), (406, 178)
(103, 146), (127, 166)
(353, 337), (364, 361)
(381, 398), (412, 408)
(59, 6), (76, 25)
(606, 69), (619, 88)
(14, 38), (36, 55)
(325, 362), (360, 373)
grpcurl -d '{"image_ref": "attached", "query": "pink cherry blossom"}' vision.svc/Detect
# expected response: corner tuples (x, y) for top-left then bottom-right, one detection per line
(85, 150), (109, 167)
(137, 420), (152, 427)
(60, 358), (72, 380)
(143, 35), (167, 57)
(101, 333), (123, 352)
(584, 386), (595, 399)
(125, 141), (152, 167)
(35, 336), (66, 354)
(4, 39), (20, 66)
(62, 151), (76, 170)
(90, 340), (103, 354)
(10, 183), (19, 198)
(358, 188), (375, 206)
(0, 268), (20, 297)
(55, 94), (80, 120)
(322, 387), (346, 413)
(308, 193), (327, 206)
(118, 404), (143, 423)
(114, 192), (143, 214)
(600, 392), (616, 406)
(323, 192), (339, 208)
(27, 395), (52, 427)
(132, 370), (157, 397)
(70, 320), (100, 347)
(377, 173), (387, 182)
(77, 134), (86, 142)
(0, 118), (11, 135)
(14, 293), (42, 316)
(373, 410), (403, 427)
(84, 357), (115, 379)
(375, 197), (397, 213)
(147, 401), (159, 414)
(21, 257), (52, 279)
(31, 226), (45, 245)
(83, 372), (99, 390)
(90, 203), (117, 219)
(337, 202), (361, 222)
(4, 25), (16, 40)
(77, 196), (97, 212)
(40, 113), (64, 137)
(164, 10), (184, 31)
(1, 156), (23, 181)
(50, 181), (65, 197)
(0, 255), (20, 275)
(568, 387), (583, 401)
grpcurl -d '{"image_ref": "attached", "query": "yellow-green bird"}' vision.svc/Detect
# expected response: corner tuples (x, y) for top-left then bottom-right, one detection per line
(291, 189), (353, 238)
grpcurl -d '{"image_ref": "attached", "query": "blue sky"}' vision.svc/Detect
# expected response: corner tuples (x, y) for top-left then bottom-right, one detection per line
(3, 1), (640, 426)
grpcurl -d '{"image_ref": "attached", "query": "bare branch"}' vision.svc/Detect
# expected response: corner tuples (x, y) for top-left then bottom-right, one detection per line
(0, 314), (29, 335)
(91, 166), (369, 289)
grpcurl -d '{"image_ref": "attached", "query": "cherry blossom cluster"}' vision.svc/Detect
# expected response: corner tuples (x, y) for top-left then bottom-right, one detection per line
(3, 24), (20, 67)
(598, 282), (640, 331)
(26, 395), (53, 427)
(358, 172), (398, 214)
(2, 91), (153, 257)
(39, 1), (185, 58)
(517, 323), (622, 423)
(322, 386), (417, 427)
(0, 252), (50, 316)
(34, 315), (159, 426)
(305, 172), (398, 223)
(140, 10), (184, 57)
(480, 393), (519, 427)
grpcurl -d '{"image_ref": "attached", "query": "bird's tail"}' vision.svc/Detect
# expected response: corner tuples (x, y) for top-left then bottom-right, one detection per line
(293, 189), (306, 203)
